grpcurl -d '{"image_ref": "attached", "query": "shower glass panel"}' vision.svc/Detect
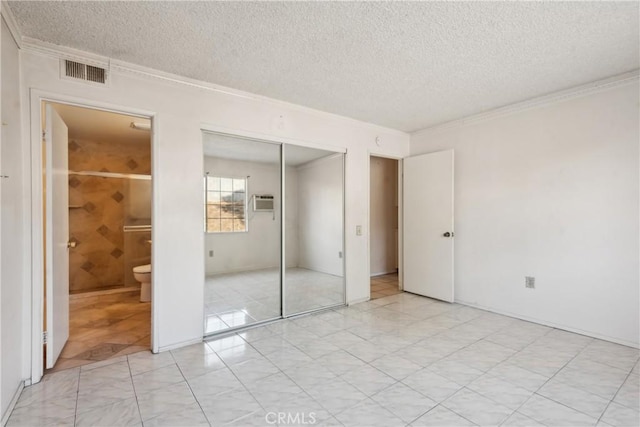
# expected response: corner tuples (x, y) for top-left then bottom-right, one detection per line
(203, 132), (282, 335)
(283, 145), (345, 316)
(123, 177), (152, 286)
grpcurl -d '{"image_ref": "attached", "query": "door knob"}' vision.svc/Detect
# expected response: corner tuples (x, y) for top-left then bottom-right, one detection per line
(443, 232), (454, 238)
(67, 241), (77, 248)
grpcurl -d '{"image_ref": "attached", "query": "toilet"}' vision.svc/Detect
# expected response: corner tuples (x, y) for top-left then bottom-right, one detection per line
(133, 264), (151, 302)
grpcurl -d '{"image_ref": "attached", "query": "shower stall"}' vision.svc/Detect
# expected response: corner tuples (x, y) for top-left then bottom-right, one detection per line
(68, 171), (152, 294)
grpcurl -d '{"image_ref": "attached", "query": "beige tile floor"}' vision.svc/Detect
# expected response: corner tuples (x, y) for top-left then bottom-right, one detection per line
(371, 272), (401, 300)
(49, 290), (150, 372)
(9, 291), (639, 426)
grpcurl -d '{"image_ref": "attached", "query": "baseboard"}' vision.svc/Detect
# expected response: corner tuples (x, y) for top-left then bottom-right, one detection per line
(157, 336), (203, 353)
(455, 299), (640, 349)
(1, 380), (24, 426)
(205, 265), (279, 277)
(347, 296), (370, 306)
(370, 270), (397, 277)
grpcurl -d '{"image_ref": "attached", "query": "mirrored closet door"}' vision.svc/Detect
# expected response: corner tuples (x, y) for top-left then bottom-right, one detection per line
(283, 145), (345, 316)
(203, 133), (282, 335)
(202, 132), (345, 336)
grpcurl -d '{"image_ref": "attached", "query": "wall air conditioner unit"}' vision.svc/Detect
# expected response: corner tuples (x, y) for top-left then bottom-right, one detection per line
(253, 195), (274, 212)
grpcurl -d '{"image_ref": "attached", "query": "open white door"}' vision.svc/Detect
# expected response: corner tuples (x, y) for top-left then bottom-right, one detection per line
(403, 150), (454, 302)
(45, 104), (69, 368)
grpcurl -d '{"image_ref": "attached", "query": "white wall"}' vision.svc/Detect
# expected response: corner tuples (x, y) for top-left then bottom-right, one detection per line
(1, 15), (25, 421)
(411, 81), (640, 347)
(297, 154), (344, 276)
(204, 157), (299, 275)
(369, 156), (398, 276)
(10, 38), (409, 360)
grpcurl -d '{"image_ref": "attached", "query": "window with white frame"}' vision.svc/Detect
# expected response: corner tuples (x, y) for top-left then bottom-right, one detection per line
(205, 176), (247, 233)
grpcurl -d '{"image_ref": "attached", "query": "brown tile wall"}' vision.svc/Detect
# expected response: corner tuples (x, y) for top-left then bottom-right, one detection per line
(68, 139), (151, 293)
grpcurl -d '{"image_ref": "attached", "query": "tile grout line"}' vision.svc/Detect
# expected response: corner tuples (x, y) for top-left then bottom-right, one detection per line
(324, 297), (509, 424)
(499, 339), (603, 426)
(380, 307), (552, 426)
(203, 339), (276, 424)
(249, 325), (365, 423)
(422, 321), (606, 426)
(595, 363), (638, 425)
(411, 401), (479, 427)
(125, 354), (145, 426)
(72, 368), (81, 427)
(246, 318), (385, 422)
(298, 297), (493, 424)
(170, 348), (214, 427)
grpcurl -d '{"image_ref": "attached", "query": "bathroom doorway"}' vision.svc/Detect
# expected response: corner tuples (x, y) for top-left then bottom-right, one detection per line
(42, 102), (153, 372)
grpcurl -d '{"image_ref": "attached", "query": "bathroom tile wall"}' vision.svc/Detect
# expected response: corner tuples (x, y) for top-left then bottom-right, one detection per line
(68, 138), (151, 293)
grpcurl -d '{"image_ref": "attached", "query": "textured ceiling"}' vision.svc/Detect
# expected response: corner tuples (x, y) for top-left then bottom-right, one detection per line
(9, 1), (639, 132)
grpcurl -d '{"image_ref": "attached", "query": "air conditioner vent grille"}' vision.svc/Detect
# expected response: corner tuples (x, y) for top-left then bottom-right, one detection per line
(63, 60), (107, 84)
(86, 65), (106, 83)
(65, 60), (86, 79)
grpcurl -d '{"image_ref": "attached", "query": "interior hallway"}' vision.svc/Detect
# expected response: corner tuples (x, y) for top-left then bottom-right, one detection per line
(10, 291), (638, 426)
(49, 290), (150, 372)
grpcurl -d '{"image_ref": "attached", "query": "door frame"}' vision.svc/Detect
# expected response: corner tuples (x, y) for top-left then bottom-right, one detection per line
(29, 89), (157, 384)
(367, 151), (403, 295)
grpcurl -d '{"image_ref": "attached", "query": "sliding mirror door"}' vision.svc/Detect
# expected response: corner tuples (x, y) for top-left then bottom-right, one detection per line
(284, 145), (345, 316)
(203, 132), (282, 335)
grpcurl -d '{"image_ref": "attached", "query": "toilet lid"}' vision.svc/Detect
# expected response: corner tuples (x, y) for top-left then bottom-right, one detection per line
(133, 264), (151, 274)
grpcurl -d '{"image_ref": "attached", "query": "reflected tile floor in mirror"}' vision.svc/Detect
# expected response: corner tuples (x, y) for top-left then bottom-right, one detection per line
(49, 290), (151, 372)
(10, 291), (639, 426)
(204, 267), (344, 335)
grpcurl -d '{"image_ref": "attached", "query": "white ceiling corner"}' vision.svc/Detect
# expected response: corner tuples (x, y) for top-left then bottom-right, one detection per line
(8, 1), (639, 132)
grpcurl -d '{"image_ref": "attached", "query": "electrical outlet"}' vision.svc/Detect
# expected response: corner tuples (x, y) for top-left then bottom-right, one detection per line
(209, 250), (214, 257)
(339, 251), (343, 258)
(525, 276), (535, 289)
(356, 225), (362, 236)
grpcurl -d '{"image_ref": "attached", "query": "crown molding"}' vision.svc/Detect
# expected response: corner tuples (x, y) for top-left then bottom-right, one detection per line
(1, 1), (23, 48)
(412, 70), (640, 137)
(19, 37), (409, 138)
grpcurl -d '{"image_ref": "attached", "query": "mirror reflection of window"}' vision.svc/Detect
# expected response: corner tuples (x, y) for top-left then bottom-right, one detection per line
(205, 176), (247, 233)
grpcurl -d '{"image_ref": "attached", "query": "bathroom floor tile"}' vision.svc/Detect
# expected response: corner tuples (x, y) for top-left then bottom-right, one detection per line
(49, 290), (151, 373)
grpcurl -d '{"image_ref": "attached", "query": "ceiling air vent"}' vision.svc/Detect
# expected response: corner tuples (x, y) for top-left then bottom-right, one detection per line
(61, 59), (108, 85)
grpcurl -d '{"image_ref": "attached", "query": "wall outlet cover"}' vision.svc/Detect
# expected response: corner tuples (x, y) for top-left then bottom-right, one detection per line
(525, 276), (535, 288)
